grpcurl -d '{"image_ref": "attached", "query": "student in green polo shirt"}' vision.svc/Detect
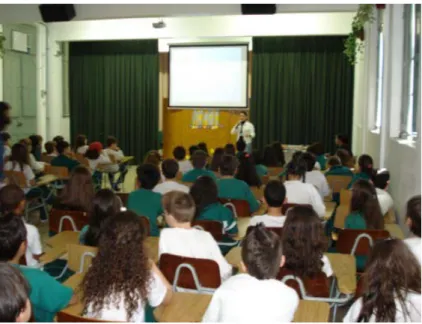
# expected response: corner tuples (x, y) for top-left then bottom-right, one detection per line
(182, 150), (217, 183)
(217, 154), (260, 214)
(325, 156), (354, 177)
(127, 164), (163, 236)
(307, 142), (327, 170)
(51, 140), (80, 172)
(0, 214), (75, 322)
(347, 154), (375, 189)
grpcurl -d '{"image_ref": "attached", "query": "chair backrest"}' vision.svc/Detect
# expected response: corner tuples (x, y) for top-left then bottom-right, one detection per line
(277, 268), (330, 298)
(49, 209), (88, 233)
(67, 243), (98, 273)
(192, 220), (224, 240)
(326, 175), (353, 194)
(246, 225), (283, 237)
(267, 167), (283, 177)
(340, 189), (352, 206)
(333, 205), (350, 229)
(4, 170), (27, 188)
(159, 253), (221, 291)
(41, 153), (54, 164)
(261, 175), (270, 185)
(336, 229), (390, 255)
(251, 186), (264, 200)
(384, 208), (396, 224)
(116, 193), (129, 207)
(57, 312), (117, 322)
(75, 153), (90, 167)
(44, 165), (69, 179)
(139, 216), (150, 237)
(281, 203), (312, 215)
(220, 198), (250, 217)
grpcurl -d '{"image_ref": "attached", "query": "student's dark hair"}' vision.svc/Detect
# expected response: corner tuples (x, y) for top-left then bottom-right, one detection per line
(106, 136), (117, 147)
(290, 151), (303, 164)
(191, 150), (208, 169)
(407, 195), (421, 237)
(0, 101), (11, 131)
(351, 179), (384, 229)
(143, 150), (161, 167)
(59, 165), (95, 212)
(161, 159), (179, 179)
(357, 239), (421, 322)
(162, 191), (196, 223)
(336, 134), (349, 145)
(373, 170), (390, 189)
(0, 262), (30, 322)
(85, 148), (99, 160)
(264, 180), (286, 208)
(224, 143), (236, 156)
(209, 147), (224, 172)
(173, 146), (186, 161)
(358, 154), (376, 179)
(82, 211), (151, 322)
(242, 223), (283, 279)
(189, 145), (199, 157)
(236, 138), (246, 153)
(56, 140), (70, 155)
(1, 131), (11, 143)
(84, 189), (121, 247)
(0, 213), (27, 262)
(262, 145), (279, 167)
(75, 134), (87, 151)
(327, 156), (341, 167)
(252, 149), (262, 165)
(271, 142), (286, 166)
(190, 176), (219, 218)
(301, 152), (316, 172)
(136, 163), (161, 190)
(240, 110), (248, 117)
(307, 142), (325, 156)
(9, 143), (29, 172)
(282, 206), (328, 277)
(53, 135), (64, 144)
(219, 154), (239, 176)
(44, 141), (56, 154)
(29, 134), (41, 149)
(198, 142), (208, 155)
(336, 148), (352, 166)
(235, 152), (262, 188)
(285, 158), (307, 182)
(0, 184), (25, 214)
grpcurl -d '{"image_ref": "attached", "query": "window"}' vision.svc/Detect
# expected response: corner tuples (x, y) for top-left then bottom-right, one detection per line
(374, 9), (384, 130)
(400, 4), (420, 139)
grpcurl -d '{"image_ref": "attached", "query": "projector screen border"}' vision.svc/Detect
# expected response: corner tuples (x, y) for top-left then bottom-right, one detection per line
(168, 43), (249, 110)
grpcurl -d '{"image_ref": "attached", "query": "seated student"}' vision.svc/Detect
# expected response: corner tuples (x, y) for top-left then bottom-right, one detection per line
(325, 156), (354, 177)
(344, 239), (421, 322)
(202, 223), (299, 322)
(217, 154), (260, 214)
(334, 133), (353, 156)
(249, 180), (287, 228)
(128, 164), (163, 236)
(190, 175), (238, 235)
(182, 150), (217, 183)
(85, 142), (111, 174)
(29, 135), (42, 162)
(282, 206), (333, 278)
(0, 214), (76, 321)
(74, 134), (89, 155)
(262, 145), (280, 167)
(209, 147), (224, 173)
(302, 152), (330, 199)
(1, 131), (11, 160)
(189, 145), (199, 158)
(307, 142), (326, 170)
(198, 142), (209, 156)
(252, 149), (268, 177)
(404, 195), (421, 264)
(53, 165), (95, 213)
(235, 152), (262, 188)
(173, 146), (193, 174)
(0, 184), (43, 268)
(53, 135), (64, 145)
(373, 169), (394, 216)
(283, 159), (326, 218)
(79, 189), (122, 246)
(44, 141), (58, 157)
(272, 141), (286, 167)
(159, 191), (233, 281)
(5, 144), (36, 193)
(224, 143), (235, 156)
(103, 136), (128, 191)
(20, 138), (44, 174)
(51, 140), (80, 172)
(278, 150), (304, 179)
(336, 148), (354, 168)
(347, 154), (375, 189)
(0, 262), (32, 322)
(82, 211), (173, 322)
(153, 159), (189, 195)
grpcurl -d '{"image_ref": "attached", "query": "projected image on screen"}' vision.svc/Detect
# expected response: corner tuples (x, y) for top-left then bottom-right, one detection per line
(169, 45), (248, 108)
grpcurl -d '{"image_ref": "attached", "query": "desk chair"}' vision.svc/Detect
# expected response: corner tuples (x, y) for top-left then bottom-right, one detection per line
(336, 229), (390, 256)
(41, 153), (54, 164)
(277, 268), (330, 298)
(192, 220), (224, 241)
(281, 203), (312, 215)
(220, 198), (250, 217)
(74, 153), (90, 167)
(326, 175), (353, 196)
(49, 209), (88, 234)
(267, 167), (283, 177)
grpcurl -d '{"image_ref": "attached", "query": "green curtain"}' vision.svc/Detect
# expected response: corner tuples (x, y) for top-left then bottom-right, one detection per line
(69, 40), (159, 163)
(250, 36), (354, 154)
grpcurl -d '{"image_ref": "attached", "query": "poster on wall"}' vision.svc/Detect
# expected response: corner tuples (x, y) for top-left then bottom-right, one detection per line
(191, 110), (221, 129)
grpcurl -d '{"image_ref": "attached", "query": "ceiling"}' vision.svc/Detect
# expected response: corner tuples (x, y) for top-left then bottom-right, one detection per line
(0, 4), (358, 24)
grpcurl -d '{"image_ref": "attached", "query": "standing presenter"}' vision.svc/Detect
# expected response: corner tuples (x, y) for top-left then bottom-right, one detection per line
(231, 111), (255, 154)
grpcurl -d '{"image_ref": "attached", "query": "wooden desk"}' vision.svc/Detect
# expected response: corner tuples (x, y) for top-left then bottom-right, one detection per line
(324, 201), (336, 220)
(294, 300), (330, 322)
(145, 237), (159, 263)
(385, 224), (404, 239)
(39, 245), (68, 264)
(63, 272), (85, 290)
(46, 231), (79, 249)
(36, 174), (59, 186)
(120, 156), (134, 164)
(234, 218), (250, 240)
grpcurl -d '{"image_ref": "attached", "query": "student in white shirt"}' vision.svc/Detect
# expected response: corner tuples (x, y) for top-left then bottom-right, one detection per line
(4, 144), (36, 193)
(404, 195), (421, 264)
(249, 180), (287, 228)
(103, 136), (128, 191)
(283, 158), (326, 218)
(173, 146), (193, 175)
(302, 152), (330, 199)
(154, 159), (189, 195)
(159, 191), (233, 282)
(75, 134), (89, 155)
(202, 223), (299, 322)
(1, 131), (11, 160)
(19, 138), (44, 174)
(282, 206), (333, 278)
(373, 170), (394, 216)
(85, 142), (112, 173)
(83, 211), (173, 322)
(0, 184), (43, 268)
(344, 239), (421, 322)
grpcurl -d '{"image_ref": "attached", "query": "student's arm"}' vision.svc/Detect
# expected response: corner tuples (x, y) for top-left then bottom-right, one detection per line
(28, 226), (43, 260)
(245, 185), (260, 213)
(231, 123), (239, 134)
(150, 261), (173, 306)
(309, 185), (326, 218)
(38, 271), (74, 313)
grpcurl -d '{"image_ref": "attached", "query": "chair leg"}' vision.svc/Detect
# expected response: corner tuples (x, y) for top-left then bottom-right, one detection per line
(332, 304), (338, 322)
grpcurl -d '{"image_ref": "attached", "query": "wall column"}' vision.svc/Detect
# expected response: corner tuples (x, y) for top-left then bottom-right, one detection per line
(36, 23), (47, 140)
(0, 24), (3, 101)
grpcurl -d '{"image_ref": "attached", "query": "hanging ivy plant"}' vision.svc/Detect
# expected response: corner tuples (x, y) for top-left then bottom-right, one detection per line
(344, 4), (376, 65)
(0, 32), (5, 58)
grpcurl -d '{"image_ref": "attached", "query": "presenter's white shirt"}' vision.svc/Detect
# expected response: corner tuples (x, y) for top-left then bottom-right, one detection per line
(375, 188), (394, 216)
(404, 237), (421, 264)
(231, 121), (255, 144)
(306, 170), (330, 198)
(202, 273), (299, 322)
(284, 180), (326, 218)
(153, 180), (189, 195)
(249, 214), (286, 228)
(159, 228), (233, 282)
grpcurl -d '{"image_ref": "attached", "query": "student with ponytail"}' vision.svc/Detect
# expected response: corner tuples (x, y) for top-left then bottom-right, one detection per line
(347, 154), (376, 189)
